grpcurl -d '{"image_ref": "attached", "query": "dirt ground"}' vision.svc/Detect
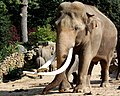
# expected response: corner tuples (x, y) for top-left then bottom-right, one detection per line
(0, 64), (120, 96)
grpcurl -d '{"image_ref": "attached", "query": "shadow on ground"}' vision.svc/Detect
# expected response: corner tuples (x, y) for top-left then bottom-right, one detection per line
(0, 83), (65, 96)
(0, 87), (43, 96)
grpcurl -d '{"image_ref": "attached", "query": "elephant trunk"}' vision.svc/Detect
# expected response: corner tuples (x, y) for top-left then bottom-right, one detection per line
(41, 33), (75, 94)
(56, 32), (75, 69)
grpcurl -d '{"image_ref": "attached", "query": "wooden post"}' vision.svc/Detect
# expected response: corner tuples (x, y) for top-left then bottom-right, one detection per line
(20, 0), (28, 43)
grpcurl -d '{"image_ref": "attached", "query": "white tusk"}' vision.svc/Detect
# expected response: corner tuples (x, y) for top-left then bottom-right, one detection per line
(38, 52), (56, 69)
(23, 48), (73, 75)
(23, 71), (37, 75)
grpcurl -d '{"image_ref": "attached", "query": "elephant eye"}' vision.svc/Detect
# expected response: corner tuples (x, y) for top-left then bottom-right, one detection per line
(58, 12), (62, 17)
(57, 11), (63, 18)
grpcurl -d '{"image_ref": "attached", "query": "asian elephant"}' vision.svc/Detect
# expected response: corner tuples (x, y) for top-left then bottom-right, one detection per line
(23, 1), (117, 94)
(116, 40), (120, 80)
(36, 45), (55, 71)
(42, 45), (56, 72)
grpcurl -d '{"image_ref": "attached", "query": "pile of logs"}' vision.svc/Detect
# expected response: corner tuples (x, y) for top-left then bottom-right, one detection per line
(0, 42), (56, 82)
(0, 52), (24, 82)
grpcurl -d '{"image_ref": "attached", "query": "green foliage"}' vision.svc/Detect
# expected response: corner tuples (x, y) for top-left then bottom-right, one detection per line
(0, 0), (119, 62)
(2, 0), (21, 25)
(0, 1), (11, 49)
(6, 68), (22, 81)
(0, 1), (7, 12)
(2, 0), (120, 32)
(0, 43), (19, 62)
(0, 1), (14, 62)
(2, 67), (22, 82)
(29, 24), (56, 44)
(28, 0), (61, 28)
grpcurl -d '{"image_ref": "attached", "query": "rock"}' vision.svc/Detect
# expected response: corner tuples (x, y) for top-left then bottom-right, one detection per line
(17, 44), (27, 53)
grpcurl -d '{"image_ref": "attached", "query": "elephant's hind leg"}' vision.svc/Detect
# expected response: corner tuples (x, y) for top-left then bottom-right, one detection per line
(100, 60), (110, 87)
(116, 41), (120, 80)
(116, 67), (120, 80)
(116, 53), (120, 80)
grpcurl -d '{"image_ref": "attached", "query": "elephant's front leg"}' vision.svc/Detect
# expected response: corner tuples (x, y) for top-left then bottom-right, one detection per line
(59, 55), (76, 92)
(86, 62), (95, 89)
(73, 52), (92, 93)
(42, 73), (65, 94)
(59, 74), (72, 92)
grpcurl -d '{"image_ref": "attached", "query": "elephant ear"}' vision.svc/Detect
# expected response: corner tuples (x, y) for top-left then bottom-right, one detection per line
(86, 12), (99, 33)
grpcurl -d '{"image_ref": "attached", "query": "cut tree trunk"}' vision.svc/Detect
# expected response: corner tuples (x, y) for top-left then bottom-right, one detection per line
(20, 0), (28, 43)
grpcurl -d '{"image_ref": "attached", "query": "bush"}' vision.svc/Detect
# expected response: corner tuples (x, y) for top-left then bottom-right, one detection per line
(29, 24), (56, 44)
(0, 43), (19, 62)
(0, 1), (11, 50)
(0, 1), (16, 63)
(9, 25), (20, 43)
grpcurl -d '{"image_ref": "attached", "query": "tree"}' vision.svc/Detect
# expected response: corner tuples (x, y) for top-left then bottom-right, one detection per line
(0, 1), (11, 49)
(20, 0), (28, 43)
(1, 0), (120, 43)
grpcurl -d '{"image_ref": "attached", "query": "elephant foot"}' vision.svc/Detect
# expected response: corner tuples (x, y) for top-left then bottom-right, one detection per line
(100, 81), (110, 87)
(73, 85), (84, 93)
(59, 88), (71, 93)
(84, 86), (92, 94)
(116, 77), (119, 80)
(41, 88), (49, 95)
(73, 85), (91, 94)
(41, 74), (64, 94)
(59, 80), (72, 93)
(116, 75), (120, 80)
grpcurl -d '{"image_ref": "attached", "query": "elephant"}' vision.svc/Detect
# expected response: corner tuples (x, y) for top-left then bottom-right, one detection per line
(41, 45), (55, 72)
(34, 44), (56, 72)
(116, 40), (120, 80)
(35, 56), (46, 79)
(23, 1), (117, 94)
(42, 1), (117, 94)
(41, 46), (52, 62)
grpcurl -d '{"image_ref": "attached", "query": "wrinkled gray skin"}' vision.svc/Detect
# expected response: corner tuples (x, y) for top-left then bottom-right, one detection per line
(41, 46), (52, 62)
(41, 46), (55, 71)
(34, 47), (45, 67)
(36, 56), (45, 69)
(42, 1), (117, 94)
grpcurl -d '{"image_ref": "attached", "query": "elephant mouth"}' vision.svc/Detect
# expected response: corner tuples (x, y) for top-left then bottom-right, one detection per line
(23, 48), (73, 75)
